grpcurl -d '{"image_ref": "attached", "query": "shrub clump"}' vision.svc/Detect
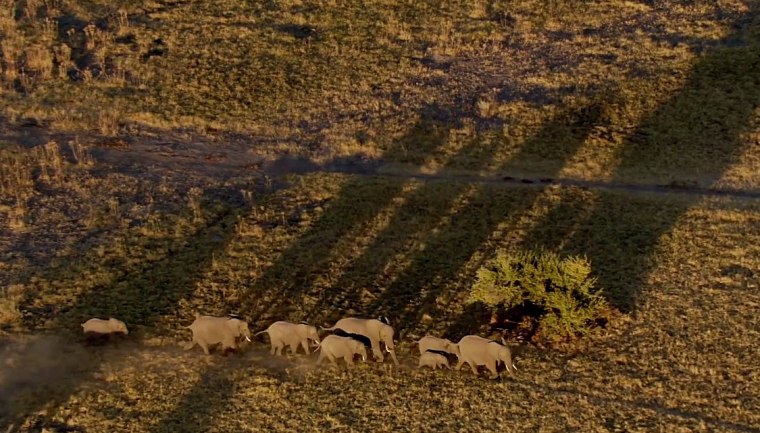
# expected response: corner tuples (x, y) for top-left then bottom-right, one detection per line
(469, 250), (609, 341)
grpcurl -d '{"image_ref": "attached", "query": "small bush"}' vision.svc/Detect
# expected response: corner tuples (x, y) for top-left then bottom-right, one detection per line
(469, 249), (608, 341)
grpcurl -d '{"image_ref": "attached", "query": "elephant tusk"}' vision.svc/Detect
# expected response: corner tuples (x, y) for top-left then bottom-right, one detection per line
(245, 336), (252, 342)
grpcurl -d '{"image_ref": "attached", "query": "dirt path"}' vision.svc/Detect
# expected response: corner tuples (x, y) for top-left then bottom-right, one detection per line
(3, 121), (758, 200)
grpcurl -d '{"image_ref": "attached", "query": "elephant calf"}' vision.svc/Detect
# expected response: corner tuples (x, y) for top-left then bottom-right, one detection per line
(455, 335), (516, 379)
(322, 317), (398, 365)
(185, 314), (251, 355)
(316, 335), (368, 367)
(418, 351), (450, 370)
(81, 318), (129, 336)
(418, 336), (459, 357)
(254, 321), (320, 356)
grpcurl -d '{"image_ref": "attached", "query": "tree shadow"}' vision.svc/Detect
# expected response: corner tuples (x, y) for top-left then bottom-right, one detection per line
(142, 6), (758, 432)
(513, 8), (760, 313)
(238, 110), (454, 323)
(2, 185), (248, 431)
(147, 363), (237, 433)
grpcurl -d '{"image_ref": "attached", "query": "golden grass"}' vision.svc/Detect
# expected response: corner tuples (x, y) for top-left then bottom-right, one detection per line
(1, 172), (758, 432)
(1, 0), (758, 188)
(1, 0), (759, 431)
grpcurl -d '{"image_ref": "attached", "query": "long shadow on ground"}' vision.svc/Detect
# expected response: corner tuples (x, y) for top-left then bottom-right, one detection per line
(144, 45), (611, 433)
(41, 7), (759, 433)
(1, 185), (249, 432)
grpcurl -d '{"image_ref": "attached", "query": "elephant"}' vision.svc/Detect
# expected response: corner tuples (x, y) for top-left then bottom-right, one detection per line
(316, 335), (368, 367)
(418, 351), (450, 370)
(81, 318), (129, 335)
(455, 335), (516, 379)
(254, 321), (320, 356)
(322, 317), (398, 365)
(418, 336), (459, 357)
(184, 314), (252, 355)
(332, 328), (372, 348)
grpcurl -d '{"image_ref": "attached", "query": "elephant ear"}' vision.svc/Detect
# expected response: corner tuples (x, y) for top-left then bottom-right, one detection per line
(378, 316), (391, 325)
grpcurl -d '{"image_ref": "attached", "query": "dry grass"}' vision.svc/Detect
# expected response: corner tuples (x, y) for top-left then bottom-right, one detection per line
(1, 0), (759, 431)
(1, 169), (758, 431)
(1, 0), (758, 188)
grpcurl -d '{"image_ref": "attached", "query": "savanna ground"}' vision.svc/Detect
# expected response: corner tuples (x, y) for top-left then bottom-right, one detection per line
(1, 0), (759, 431)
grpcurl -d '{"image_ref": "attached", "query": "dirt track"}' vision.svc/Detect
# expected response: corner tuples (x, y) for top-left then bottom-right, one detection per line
(4, 120), (758, 202)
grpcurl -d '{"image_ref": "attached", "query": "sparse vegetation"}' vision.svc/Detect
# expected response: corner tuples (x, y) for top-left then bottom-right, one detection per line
(1, 0), (759, 431)
(469, 249), (608, 341)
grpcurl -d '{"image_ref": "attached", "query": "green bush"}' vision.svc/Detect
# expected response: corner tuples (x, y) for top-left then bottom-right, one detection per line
(469, 250), (608, 341)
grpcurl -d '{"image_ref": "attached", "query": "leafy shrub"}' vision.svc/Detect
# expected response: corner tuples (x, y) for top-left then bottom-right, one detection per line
(469, 249), (608, 341)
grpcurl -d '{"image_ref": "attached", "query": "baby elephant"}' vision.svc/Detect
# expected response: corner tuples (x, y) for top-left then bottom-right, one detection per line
(418, 351), (450, 370)
(418, 336), (459, 357)
(254, 321), (321, 356)
(81, 317), (129, 336)
(185, 314), (252, 355)
(456, 335), (516, 379)
(316, 335), (368, 367)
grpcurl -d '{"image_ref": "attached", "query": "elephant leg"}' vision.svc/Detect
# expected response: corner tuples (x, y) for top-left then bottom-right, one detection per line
(183, 340), (196, 351)
(270, 344), (277, 355)
(371, 341), (384, 362)
(328, 353), (338, 367)
(487, 361), (499, 379)
(301, 340), (310, 355)
(468, 361), (479, 376)
(455, 359), (465, 371)
(345, 355), (354, 367)
(222, 337), (236, 353)
(200, 342), (210, 355)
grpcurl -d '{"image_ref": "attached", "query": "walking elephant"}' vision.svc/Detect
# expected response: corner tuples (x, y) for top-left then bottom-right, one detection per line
(418, 336), (459, 357)
(316, 335), (368, 367)
(184, 314), (251, 355)
(81, 317), (129, 336)
(455, 335), (516, 379)
(419, 351), (450, 370)
(322, 317), (398, 365)
(254, 321), (320, 356)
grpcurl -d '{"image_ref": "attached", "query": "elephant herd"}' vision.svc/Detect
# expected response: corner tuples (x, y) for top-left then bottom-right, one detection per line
(81, 314), (517, 379)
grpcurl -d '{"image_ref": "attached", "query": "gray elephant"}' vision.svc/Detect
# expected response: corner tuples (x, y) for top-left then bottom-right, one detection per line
(81, 318), (129, 335)
(316, 335), (368, 367)
(254, 321), (320, 356)
(455, 335), (516, 379)
(184, 314), (252, 355)
(417, 336), (459, 357)
(322, 317), (398, 365)
(418, 351), (450, 370)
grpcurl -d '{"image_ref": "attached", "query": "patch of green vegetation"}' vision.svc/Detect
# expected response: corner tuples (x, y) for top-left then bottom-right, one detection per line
(469, 249), (608, 341)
